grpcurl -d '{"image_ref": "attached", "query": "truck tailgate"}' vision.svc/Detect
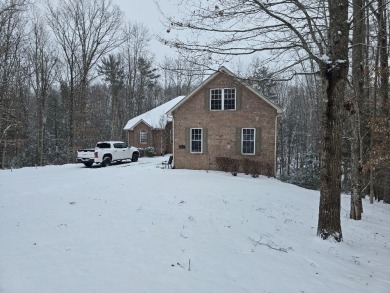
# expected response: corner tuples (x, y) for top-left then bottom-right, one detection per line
(77, 150), (95, 158)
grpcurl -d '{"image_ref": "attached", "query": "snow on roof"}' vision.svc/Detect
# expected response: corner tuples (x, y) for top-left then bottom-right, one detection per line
(123, 95), (186, 130)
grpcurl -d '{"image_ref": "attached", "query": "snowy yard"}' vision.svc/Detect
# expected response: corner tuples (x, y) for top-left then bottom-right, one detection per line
(1, 156), (389, 293)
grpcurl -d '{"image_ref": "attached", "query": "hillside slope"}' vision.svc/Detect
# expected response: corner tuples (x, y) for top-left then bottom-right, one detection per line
(1, 157), (389, 293)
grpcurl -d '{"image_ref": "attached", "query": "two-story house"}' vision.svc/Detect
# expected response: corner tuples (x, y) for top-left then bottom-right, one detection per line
(166, 66), (283, 175)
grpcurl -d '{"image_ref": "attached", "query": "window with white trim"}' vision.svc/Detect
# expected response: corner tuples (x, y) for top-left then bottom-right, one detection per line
(210, 88), (236, 110)
(190, 128), (202, 153)
(242, 128), (255, 154)
(140, 130), (147, 144)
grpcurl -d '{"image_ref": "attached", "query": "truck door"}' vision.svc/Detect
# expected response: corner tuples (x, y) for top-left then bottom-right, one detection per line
(113, 143), (127, 160)
(121, 142), (131, 159)
(113, 143), (123, 160)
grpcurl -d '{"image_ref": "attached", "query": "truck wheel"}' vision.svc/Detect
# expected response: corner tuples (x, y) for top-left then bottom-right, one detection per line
(132, 153), (139, 162)
(83, 162), (93, 168)
(101, 156), (111, 167)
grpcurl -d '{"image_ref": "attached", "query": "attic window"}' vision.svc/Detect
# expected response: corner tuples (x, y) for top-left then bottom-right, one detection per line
(210, 88), (236, 110)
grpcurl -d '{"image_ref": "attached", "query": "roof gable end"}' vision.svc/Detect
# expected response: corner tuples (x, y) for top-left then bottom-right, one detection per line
(166, 66), (283, 115)
(124, 95), (186, 130)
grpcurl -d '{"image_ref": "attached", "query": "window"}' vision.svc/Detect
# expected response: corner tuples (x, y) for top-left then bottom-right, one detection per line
(210, 89), (222, 110)
(242, 128), (255, 154)
(223, 88), (236, 110)
(169, 129), (173, 144)
(191, 128), (202, 153)
(96, 142), (110, 149)
(210, 88), (236, 110)
(140, 130), (147, 144)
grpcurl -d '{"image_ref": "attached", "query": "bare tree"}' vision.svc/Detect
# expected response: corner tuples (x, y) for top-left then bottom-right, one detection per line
(46, 0), (124, 153)
(160, 56), (205, 98)
(362, 0), (390, 204)
(375, 0), (390, 203)
(160, 0), (349, 241)
(0, 0), (29, 169)
(27, 10), (58, 166)
(348, 0), (366, 220)
(97, 54), (125, 139)
(121, 22), (152, 118)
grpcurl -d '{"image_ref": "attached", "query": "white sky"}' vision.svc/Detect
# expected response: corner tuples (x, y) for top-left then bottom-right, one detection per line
(112, 0), (164, 31)
(112, 0), (178, 61)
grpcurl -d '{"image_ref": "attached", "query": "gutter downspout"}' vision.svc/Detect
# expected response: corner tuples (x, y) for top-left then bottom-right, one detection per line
(275, 112), (284, 177)
(166, 113), (175, 167)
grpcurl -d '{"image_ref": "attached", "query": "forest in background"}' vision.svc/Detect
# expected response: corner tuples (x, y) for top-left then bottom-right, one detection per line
(1, 0), (389, 207)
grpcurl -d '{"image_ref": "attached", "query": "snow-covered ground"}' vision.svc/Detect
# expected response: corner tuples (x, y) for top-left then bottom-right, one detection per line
(1, 156), (389, 293)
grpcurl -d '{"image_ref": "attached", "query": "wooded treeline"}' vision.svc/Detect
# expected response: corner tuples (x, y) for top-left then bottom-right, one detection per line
(0, 0), (204, 168)
(251, 1), (390, 207)
(1, 0), (389, 213)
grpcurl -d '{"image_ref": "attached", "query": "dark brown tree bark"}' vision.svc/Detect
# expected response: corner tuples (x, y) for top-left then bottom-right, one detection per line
(317, 0), (349, 241)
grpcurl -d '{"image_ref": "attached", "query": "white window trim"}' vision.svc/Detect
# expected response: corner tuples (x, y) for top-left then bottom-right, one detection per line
(241, 128), (256, 155)
(210, 88), (236, 111)
(190, 128), (203, 154)
(140, 129), (147, 144)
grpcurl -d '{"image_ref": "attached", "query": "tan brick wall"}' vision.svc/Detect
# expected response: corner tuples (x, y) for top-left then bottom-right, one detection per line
(127, 122), (154, 149)
(127, 121), (173, 155)
(172, 72), (278, 175)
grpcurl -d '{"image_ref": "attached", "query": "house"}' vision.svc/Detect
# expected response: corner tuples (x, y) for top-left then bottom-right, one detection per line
(123, 95), (185, 155)
(166, 66), (283, 176)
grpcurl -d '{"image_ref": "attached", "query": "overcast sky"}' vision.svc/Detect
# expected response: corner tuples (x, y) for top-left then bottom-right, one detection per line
(112, 0), (164, 32)
(112, 0), (178, 61)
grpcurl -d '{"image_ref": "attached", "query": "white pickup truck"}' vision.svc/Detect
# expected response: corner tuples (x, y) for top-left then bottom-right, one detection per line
(77, 141), (139, 167)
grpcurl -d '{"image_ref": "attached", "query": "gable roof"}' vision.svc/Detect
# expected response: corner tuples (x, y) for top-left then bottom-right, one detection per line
(123, 95), (186, 130)
(166, 66), (283, 115)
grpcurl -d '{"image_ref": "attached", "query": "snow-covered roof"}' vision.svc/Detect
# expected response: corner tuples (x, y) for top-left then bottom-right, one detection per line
(123, 95), (186, 130)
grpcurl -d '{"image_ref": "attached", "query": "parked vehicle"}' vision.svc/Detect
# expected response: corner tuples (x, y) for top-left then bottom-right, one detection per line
(76, 141), (139, 167)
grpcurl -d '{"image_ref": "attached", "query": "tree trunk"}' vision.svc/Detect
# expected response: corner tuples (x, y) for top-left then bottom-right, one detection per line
(349, 109), (362, 219)
(349, 0), (365, 219)
(378, 0), (390, 204)
(317, 70), (344, 241)
(317, 0), (349, 242)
